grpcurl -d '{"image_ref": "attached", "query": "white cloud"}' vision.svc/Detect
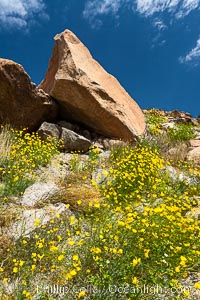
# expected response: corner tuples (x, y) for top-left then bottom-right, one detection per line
(83, 0), (200, 20)
(153, 18), (167, 31)
(0, 0), (47, 30)
(135, 0), (200, 18)
(176, 0), (200, 18)
(135, 0), (179, 16)
(179, 37), (200, 65)
(83, 0), (200, 64)
(83, 0), (125, 21)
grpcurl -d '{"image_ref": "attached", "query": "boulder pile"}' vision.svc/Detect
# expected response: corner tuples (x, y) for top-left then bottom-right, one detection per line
(0, 29), (146, 144)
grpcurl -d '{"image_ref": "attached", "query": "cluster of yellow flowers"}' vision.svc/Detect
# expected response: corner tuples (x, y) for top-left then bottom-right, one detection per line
(0, 141), (200, 299)
(101, 145), (165, 204)
(0, 128), (60, 196)
(144, 109), (167, 135)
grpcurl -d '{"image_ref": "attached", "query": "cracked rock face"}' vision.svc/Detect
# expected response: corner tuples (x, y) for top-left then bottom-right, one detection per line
(0, 59), (57, 130)
(39, 29), (145, 141)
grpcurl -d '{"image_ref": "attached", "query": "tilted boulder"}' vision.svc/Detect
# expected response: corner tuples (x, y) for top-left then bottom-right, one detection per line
(0, 59), (57, 130)
(39, 29), (145, 141)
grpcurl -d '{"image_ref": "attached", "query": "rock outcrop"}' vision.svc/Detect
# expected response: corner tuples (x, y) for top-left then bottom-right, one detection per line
(0, 59), (57, 130)
(21, 182), (60, 207)
(39, 29), (145, 141)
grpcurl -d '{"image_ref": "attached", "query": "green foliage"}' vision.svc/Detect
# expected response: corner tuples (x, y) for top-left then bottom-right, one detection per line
(68, 153), (80, 171)
(167, 123), (197, 142)
(145, 109), (167, 135)
(86, 146), (101, 171)
(69, 146), (101, 173)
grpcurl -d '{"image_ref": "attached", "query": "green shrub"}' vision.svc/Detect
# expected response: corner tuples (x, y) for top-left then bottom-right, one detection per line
(167, 123), (196, 142)
(145, 109), (167, 135)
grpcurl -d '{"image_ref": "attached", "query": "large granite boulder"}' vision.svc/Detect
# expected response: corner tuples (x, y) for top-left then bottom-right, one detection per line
(39, 29), (145, 141)
(0, 59), (57, 130)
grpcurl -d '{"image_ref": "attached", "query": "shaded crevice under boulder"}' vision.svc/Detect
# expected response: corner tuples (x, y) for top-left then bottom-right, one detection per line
(39, 29), (145, 141)
(0, 58), (58, 130)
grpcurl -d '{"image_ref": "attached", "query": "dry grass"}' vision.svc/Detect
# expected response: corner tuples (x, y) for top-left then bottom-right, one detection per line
(44, 170), (102, 212)
(0, 125), (13, 165)
(54, 184), (102, 211)
(0, 234), (13, 258)
(163, 141), (189, 166)
(0, 205), (17, 228)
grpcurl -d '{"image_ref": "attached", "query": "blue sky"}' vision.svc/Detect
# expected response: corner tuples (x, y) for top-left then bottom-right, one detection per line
(0, 0), (200, 117)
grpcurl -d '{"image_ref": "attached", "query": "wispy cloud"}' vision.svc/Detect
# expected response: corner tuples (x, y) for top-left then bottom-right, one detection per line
(83, 0), (131, 26)
(135, 0), (178, 16)
(83, 0), (124, 19)
(135, 0), (200, 18)
(179, 37), (200, 65)
(83, 0), (200, 64)
(153, 18), (168, 31)
(83, 0), (200, 22)
(0, 0), (48, 30)
(176, 0), (200, 18)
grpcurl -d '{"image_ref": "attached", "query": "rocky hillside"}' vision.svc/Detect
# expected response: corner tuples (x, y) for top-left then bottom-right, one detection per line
(0, 108), (200, 299)
(0, 29), (200, 300)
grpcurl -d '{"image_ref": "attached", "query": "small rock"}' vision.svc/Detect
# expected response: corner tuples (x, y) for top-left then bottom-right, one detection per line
(99, 150), (111, 161)
(61, 128), (91, 152)
(165, 166), (177, 181)
(92, 168), (109, 185)
(37, 154), (71, 183)
(189, 139), (200, 147)
(92, 142), (104, 151)
(186, 206), (200, 220)
(161, 122), (176, 129)
(187, 147), (200, 163)
(8, 203), (70, 239)
(38, 122), (61, 141)
(21, 182), (59, 207)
